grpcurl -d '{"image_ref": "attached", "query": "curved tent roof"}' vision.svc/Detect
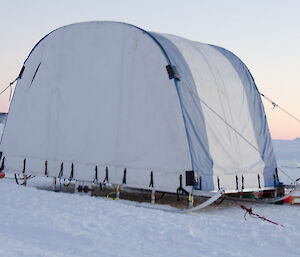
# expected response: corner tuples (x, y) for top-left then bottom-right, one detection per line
(0, 21), (278, 193)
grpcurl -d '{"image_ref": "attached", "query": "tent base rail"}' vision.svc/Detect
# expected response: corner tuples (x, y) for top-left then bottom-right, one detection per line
(90, 184), (224, 210)
(282, 184), (300, 190)
(112, 189), (225, 213)
(4, 172), (298, 208)
(224, 189), (295, 204)
(180, 189), (225, 213)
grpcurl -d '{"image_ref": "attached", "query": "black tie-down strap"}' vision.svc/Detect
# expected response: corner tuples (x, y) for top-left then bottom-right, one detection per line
(18, 66), (25, 79)
(166, 65), (181, 81)
(93, 166), (98, 184)
(58, 163), (64, 178)
(13, 157), (33, 185)
(149, 171), (154, 188)
(63, 163), (74, 187)
(14, 173), (33, 185)
(122, 169), (127, 184)
(176, 174), (189, 201)
(57, 163), (63, 189)
(93, 166), (104, 191)
(14, 174), (19, 185)
(14, 174), (25, 185)
(69, 163), (74, 180)
(0, 156), (5, 171)
(45, 161), (49, 176)
(242, 175), (244, 190)
(22, 159), (26, 174)
(103, 167), (109, 183)
(99, 167), (109, 191)
(257, 174), (261, 189)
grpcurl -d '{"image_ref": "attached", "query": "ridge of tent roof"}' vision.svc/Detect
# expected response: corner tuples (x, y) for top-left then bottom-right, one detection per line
(24, 21), (173, 66)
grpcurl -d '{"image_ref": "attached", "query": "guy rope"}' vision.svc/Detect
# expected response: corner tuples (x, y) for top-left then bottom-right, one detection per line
(259, 92), (300, 123)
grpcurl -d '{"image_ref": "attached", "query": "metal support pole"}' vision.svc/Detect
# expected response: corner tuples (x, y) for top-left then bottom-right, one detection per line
(23, 174), (27, 187)
(116, 185), (120, 200)
(151, 188), (155, 204)
(188, 193), (194, 208)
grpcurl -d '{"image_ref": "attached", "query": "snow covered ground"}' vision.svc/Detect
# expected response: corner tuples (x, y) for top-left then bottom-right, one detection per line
(0, 135), (299, 256)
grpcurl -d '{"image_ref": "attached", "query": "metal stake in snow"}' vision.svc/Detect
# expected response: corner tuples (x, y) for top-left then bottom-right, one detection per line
(116, 185), (120, 200)
(151, 189), (155, 204)
(23, 174), (27, 187)
(188, 193), (194, 208)
(53, 177), (57, 192)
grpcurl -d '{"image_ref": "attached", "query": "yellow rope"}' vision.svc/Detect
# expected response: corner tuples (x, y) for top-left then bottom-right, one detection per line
(106, 185), (120, 200)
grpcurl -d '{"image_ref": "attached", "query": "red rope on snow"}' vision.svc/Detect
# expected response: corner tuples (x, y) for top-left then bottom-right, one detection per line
(239, 204), (284, 227)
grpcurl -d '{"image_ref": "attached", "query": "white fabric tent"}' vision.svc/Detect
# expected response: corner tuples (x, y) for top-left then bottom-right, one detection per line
(0, 21), (278, 193)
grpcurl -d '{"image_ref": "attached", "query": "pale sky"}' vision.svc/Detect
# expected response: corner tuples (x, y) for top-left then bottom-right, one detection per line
(0, 0), (299, 139)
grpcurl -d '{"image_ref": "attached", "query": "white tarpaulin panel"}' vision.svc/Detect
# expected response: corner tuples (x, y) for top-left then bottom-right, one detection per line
(0, 22), (191, 193)
(162, 35), (265, 190)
